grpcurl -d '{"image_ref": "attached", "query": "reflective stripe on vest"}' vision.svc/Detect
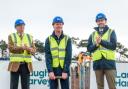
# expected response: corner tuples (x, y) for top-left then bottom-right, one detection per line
(49, 35), (68, 68)
(10, 33), (32, 62)
(91, 29), (115, 61)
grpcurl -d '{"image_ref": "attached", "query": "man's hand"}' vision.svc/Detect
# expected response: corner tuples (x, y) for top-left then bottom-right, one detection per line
(96, 36), (102, 46)
(22, 44), (28, 50)
(29, 48), (36, 54)
(49, 72), (56, 80)
(62, 72), (68, 80)
(22, 44), (36, 54)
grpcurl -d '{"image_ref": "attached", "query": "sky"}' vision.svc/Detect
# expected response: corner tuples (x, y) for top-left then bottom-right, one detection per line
(0, 0), (128, 47)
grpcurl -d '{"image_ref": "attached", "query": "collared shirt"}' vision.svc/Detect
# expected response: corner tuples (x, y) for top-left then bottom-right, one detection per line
(99, 28), (104, 35)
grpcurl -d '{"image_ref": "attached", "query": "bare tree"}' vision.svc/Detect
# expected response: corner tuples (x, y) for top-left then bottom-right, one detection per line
(0, 40), (8, 58)
(33, 39), (45, 61)
(116, 42), (128, 61)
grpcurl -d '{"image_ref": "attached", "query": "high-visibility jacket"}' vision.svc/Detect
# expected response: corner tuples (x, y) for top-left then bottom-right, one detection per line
(49, 35), (68, 68)
(10, 33), (32, 62)
(91, 29), (115, 61)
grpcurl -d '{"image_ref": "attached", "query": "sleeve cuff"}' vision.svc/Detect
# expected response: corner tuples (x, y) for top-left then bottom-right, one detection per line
(48, 69), (53, 73)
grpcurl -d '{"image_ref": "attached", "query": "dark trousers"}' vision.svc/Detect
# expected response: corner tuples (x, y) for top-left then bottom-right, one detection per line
(10, 63), (30, 89)
(49, 78), (69, 89)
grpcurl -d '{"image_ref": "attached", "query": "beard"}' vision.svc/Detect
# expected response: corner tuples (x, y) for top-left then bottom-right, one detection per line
(98, 24), (106, 28)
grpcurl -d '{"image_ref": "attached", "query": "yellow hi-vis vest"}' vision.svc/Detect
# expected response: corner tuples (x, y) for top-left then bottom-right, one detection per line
(10, 33), (32, 63)
(91, 29), (115, 61)
(49, 35), (68, 68)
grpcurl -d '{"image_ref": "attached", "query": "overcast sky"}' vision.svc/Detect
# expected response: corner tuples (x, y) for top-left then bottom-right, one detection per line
(0, 0), (128, 47)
